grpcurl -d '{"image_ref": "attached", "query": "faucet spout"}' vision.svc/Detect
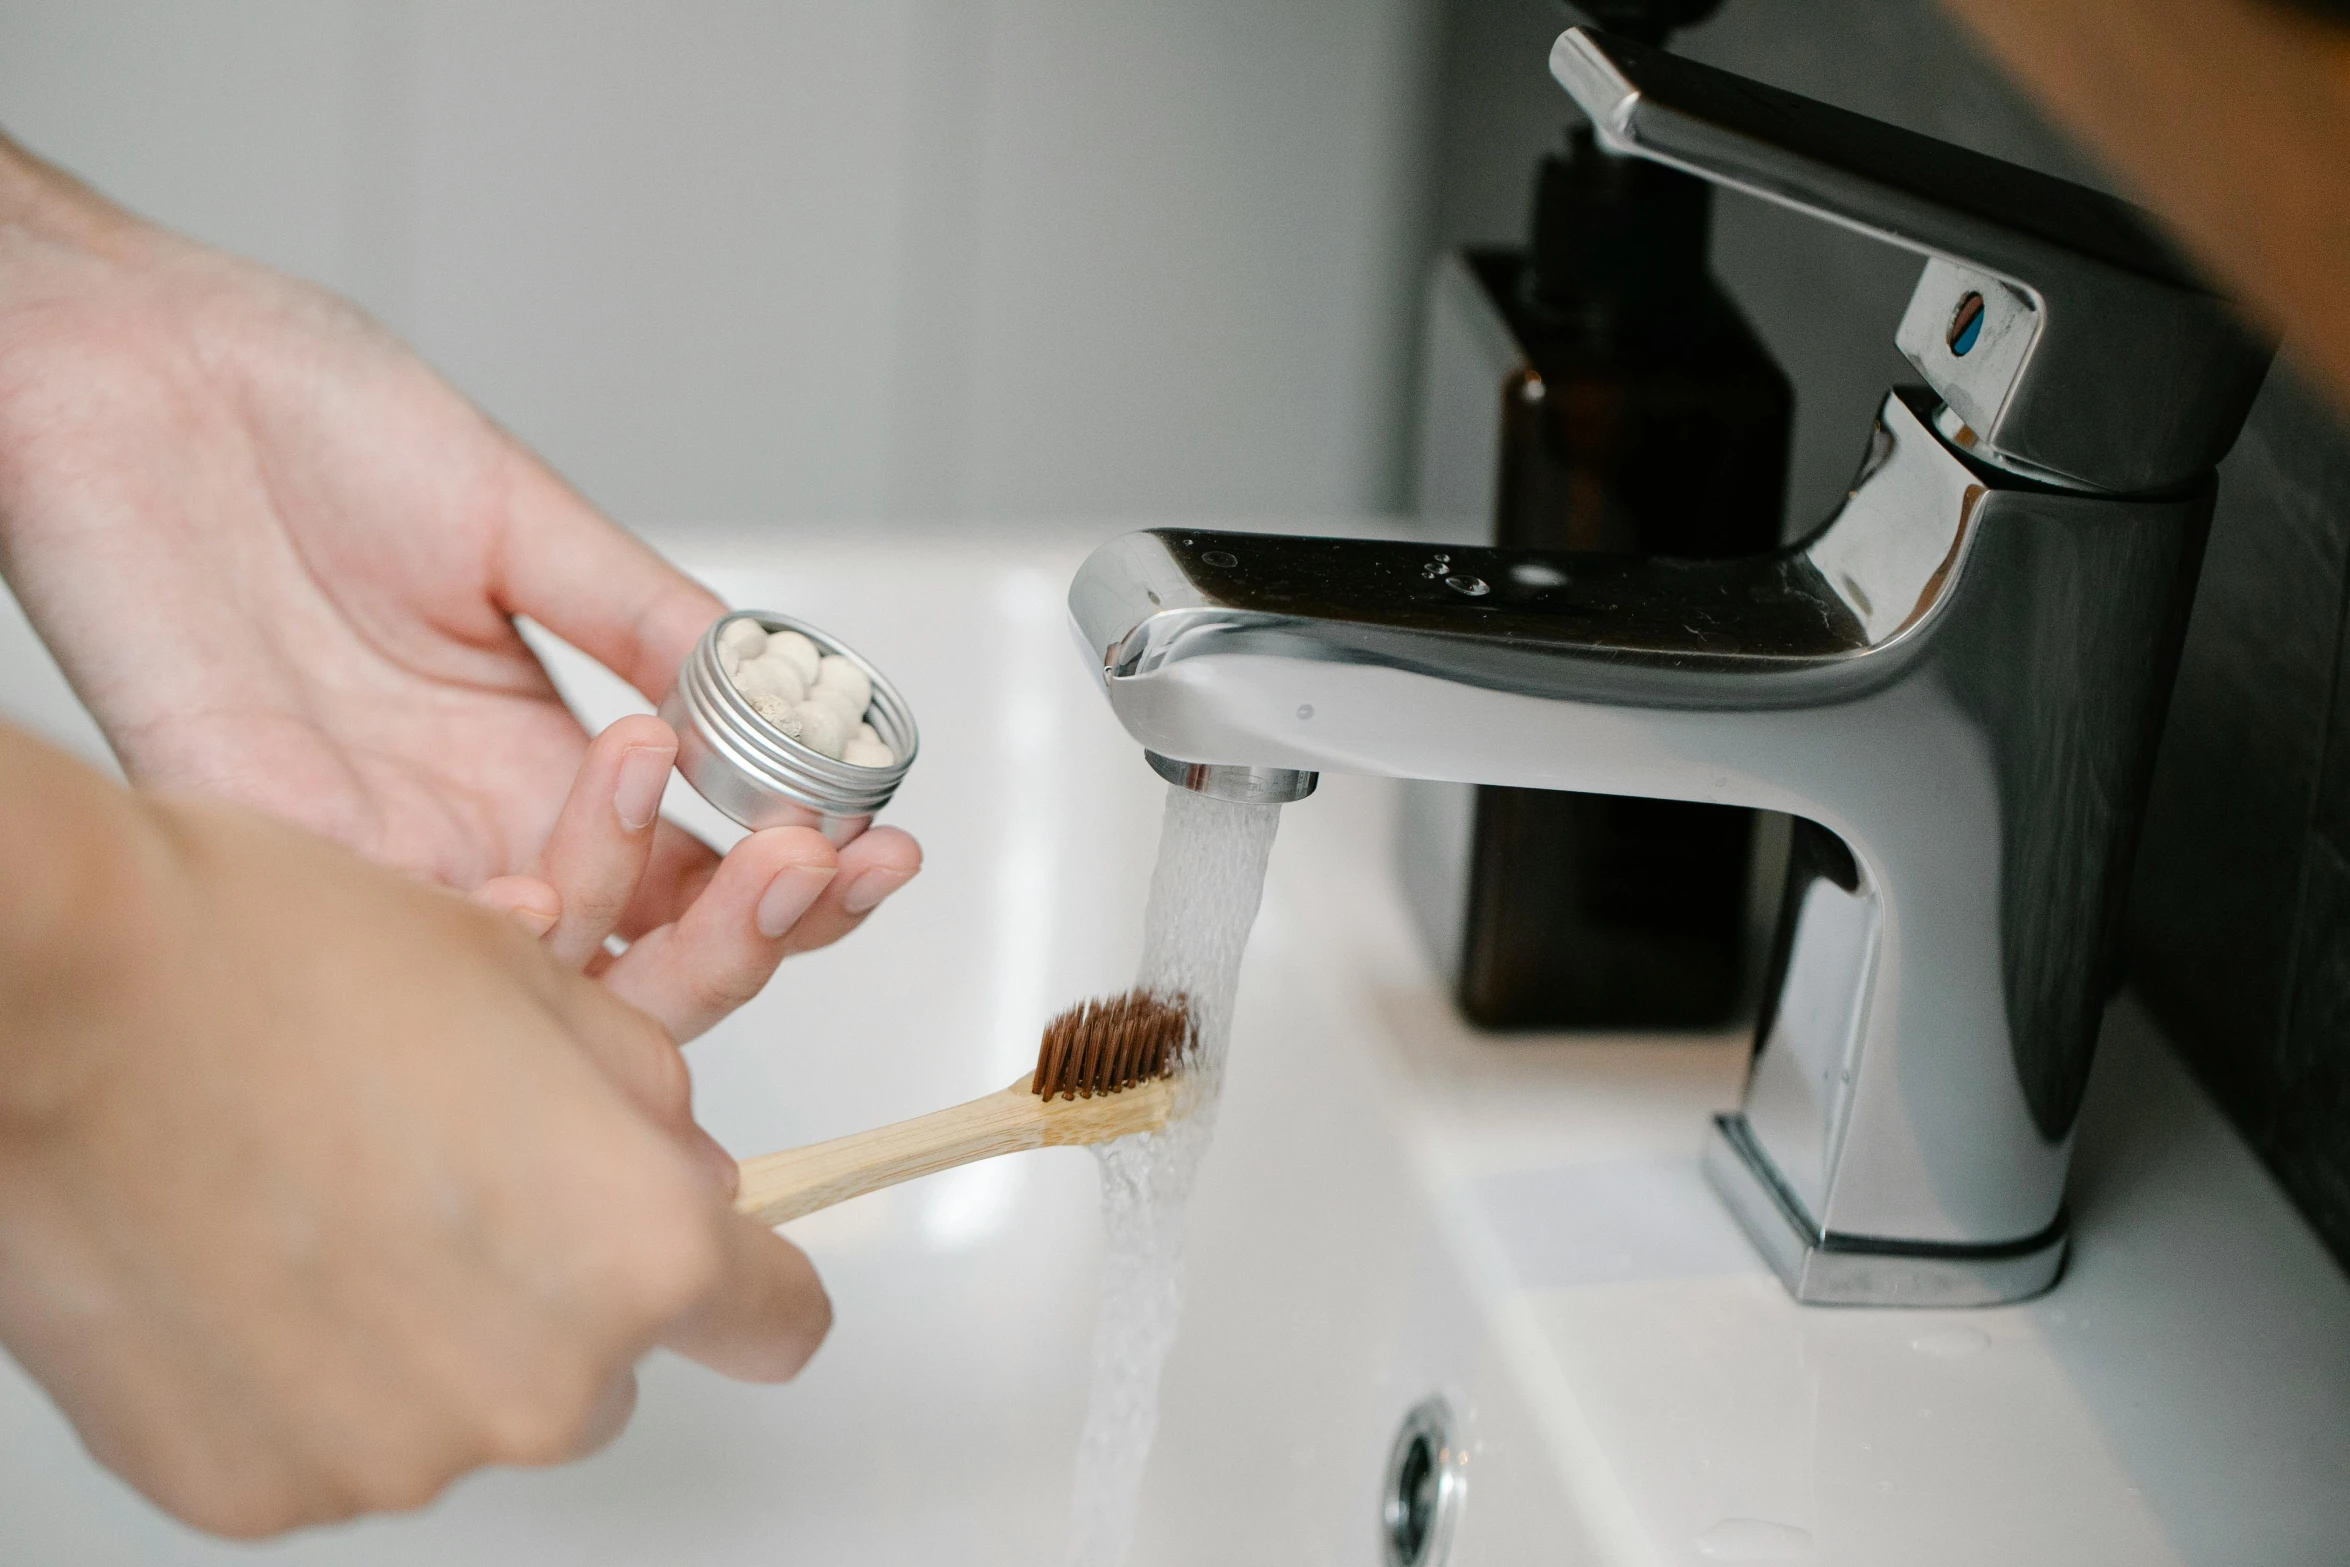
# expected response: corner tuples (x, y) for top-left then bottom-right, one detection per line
(1142, 752), (1318, 806)
(1068, 387), (2211, 1305)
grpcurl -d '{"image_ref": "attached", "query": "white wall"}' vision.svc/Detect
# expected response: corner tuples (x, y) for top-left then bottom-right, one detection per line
(0, 0), (1439, 525)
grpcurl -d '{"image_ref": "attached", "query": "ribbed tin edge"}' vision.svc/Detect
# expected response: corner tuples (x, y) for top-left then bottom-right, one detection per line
(665, 610), (918, 839)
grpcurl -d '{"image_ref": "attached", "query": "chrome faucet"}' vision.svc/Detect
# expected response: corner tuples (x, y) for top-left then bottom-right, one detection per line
(1065, 30), (2272, 1305)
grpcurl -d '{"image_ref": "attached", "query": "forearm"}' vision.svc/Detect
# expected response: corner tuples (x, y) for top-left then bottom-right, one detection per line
(0, 721), (164, 1122)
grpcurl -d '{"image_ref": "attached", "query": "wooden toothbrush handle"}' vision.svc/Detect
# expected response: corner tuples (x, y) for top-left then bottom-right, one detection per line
(733, 1074), (1176, 1228)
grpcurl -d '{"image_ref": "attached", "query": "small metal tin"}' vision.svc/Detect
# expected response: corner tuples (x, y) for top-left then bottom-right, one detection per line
(659, 610), (918, 846)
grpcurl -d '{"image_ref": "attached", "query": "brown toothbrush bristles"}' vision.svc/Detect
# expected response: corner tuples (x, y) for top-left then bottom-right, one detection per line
(1032, 989), (1194, 1100)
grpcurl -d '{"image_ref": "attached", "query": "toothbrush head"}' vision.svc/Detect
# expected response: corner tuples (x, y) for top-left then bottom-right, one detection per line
(1031, 989), (1193, 1101)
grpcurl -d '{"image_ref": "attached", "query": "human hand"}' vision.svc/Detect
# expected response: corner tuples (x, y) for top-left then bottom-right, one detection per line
(0, 727), (826, 1537)
(0, 131), (918, 944)
(471, 710), (903, 1042)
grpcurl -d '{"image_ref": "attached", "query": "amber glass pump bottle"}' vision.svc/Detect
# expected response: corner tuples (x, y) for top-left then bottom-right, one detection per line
(1453, 6), (1794, 1029)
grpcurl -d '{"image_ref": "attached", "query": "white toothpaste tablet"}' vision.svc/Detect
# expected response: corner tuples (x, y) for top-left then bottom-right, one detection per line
(717, 618), (770, 667)
(765, 629), (823, 686)
(842, 735), (895, 769)
(788, 700), (848, 759)
(746, 690), (802, 732)
(732, 653), (807, 709)
(808, 655), (873, 723)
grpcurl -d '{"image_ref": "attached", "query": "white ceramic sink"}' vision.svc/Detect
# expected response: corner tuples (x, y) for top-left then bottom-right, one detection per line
(1154, 781), (2350, 1565)
(2, 521), (2347, 1565)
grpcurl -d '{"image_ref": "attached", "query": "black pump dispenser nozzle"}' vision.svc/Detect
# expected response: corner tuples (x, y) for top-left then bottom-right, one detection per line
(1522, 4), (1725, 332)
(1523, 126), (1711, 328)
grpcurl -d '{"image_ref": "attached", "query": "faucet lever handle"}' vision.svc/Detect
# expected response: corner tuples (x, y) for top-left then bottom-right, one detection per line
(1550, 26), (2271, 494)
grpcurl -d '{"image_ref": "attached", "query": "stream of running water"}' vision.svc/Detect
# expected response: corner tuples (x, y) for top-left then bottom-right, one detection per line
(1060, 784), (1283, 1566)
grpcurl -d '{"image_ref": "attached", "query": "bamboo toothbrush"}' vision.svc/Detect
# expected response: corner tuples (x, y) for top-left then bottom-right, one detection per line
(734, 989), (1193, 1228)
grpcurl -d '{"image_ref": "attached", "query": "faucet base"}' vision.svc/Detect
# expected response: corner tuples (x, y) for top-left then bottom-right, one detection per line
(1702, 1115), (2068, 1307)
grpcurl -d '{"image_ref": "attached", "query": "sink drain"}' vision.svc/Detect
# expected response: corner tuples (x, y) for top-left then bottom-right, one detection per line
(1381, 1397), (1465, 1567)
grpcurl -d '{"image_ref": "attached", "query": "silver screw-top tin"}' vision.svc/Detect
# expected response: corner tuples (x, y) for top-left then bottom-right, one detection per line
(658, 610), (918, 846)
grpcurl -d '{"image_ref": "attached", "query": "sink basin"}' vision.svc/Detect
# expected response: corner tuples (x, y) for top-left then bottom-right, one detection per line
(2, 521), (2347, 1564)
(1152, 778), (2350, 1565)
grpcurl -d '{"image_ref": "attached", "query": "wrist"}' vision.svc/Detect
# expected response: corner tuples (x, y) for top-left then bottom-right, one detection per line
(0, 132), (44, 221)
(0, 130), (141, 269)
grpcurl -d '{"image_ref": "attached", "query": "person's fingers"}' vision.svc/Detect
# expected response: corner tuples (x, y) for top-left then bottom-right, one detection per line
(558, 1370), (640, 1464)
(535, 715), (676, 969)
(541, 970), (738, 1199)
(658, 1213), (831, 1384)
(470, 875), (561, 939)
(599, 828), (838, 1043)
(492, 451), (724, 706)
(612, 818), (721, 942)
(770, 826), (922, 957)
(618, 827), (918, 960)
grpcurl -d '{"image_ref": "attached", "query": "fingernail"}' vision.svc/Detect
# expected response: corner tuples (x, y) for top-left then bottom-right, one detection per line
(840, 867), (909, 916)
(614, 744), (674, 832)
(509, 903), (560, 938)
(756, 862), (837, 938)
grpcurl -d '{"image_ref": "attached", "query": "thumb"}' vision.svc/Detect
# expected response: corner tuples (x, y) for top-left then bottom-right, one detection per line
(659, 1211), (833, 1383)
(491, 447), (723, 705)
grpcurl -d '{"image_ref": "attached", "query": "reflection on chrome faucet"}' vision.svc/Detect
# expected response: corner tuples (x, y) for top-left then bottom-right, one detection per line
(1068, 387), (2195, 1304)
(1063, 30), (2274, 1306)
